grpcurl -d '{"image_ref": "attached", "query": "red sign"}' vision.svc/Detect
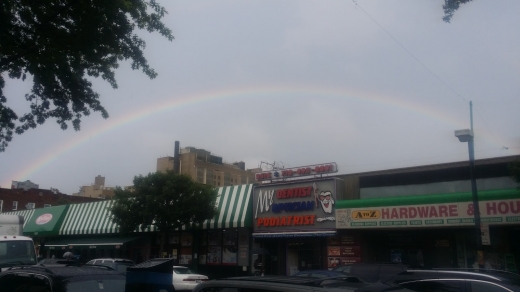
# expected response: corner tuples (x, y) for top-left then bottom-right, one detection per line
(255, 163), (338, 181)
(35, 214), (53, 225)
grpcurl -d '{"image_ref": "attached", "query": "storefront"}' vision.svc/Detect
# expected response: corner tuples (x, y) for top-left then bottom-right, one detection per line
(13, 205), (69, 257)
(252, 167), (343, 276)
(7, 184), (256, 278)
(336, 188), (520, 272)
(40, 201), (150, 262)
(164, 184), (254, 279)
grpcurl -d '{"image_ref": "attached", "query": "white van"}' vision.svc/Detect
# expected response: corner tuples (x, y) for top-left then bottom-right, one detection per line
(0, 215), (37, 271)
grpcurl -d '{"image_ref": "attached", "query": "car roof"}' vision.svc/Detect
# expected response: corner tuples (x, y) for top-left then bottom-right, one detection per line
(293, 270), (346, 275)
(4, 265), (124, 276)
(393, 269), (520, 284)
(194, 276), (357, 292)
(88, 258), (133, 262)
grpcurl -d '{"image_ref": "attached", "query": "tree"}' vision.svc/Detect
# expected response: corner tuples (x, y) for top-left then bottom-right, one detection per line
(442, 0), (474, 23)
(0, 0), (173, 152)
(55, 197), (71, 206)
(110, 171), (219, 256)
(509, 160), (520, 189)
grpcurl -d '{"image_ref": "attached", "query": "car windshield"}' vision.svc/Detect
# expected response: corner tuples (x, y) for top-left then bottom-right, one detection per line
(173, 267), (193, 274)
(0, 240), (37, 268)
(63, 275), (126, 292)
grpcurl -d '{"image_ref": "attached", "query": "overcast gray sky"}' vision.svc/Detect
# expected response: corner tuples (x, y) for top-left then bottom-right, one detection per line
(1, 0), (519, 194)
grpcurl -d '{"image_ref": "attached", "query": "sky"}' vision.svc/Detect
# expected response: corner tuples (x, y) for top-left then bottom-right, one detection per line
(1, 0), (519, 195)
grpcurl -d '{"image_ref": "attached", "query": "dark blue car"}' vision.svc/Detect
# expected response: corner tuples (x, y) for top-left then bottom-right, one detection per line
(291, 270), (346, 278)
(291, 270), (372, 290)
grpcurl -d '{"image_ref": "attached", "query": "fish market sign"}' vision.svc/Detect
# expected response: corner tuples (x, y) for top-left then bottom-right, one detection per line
(253, 179), (337, 232)
(337, 198), (520, 229)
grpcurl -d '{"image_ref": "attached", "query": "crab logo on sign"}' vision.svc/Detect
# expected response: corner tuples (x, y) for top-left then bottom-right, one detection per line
(35, 213), (53, 225)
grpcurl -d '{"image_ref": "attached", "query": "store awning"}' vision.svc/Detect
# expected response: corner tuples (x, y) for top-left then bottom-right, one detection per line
(23, 205), (69, 236)
(58, 200), (148, 235)
(57, 184), (254, 235)
(336, 188), (520, 209)
(201, 184), (253, 229)
(46, 236), (140, 249)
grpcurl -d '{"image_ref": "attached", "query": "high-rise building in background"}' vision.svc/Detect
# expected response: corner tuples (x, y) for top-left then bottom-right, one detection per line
(72, 175), (115, 199)
(157, 142), (260, 187)
(11, 180), (39, 191)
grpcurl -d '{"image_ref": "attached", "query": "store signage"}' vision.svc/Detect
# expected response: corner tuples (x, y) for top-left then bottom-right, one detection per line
(254, 163), (338, 181)
(327, 235), (362, 269)
(481, 224), (491, 245)
(253, 179), (338, 233)
(337, 198), (520, 229)
(35, 214), (53, 225)
(328, 246), (361, 257)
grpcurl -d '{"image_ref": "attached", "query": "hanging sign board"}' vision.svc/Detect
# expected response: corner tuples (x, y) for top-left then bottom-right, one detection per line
(253, 178), (339, 234)
(337, 198), (520, 229)
(255, 163), (338, 181)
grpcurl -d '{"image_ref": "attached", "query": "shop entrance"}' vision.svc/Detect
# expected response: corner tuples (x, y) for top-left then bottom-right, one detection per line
(286, 239), (323, 275)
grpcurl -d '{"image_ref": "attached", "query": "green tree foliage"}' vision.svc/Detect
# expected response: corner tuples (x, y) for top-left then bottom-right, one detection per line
(443, 0), (474, 23)
(509, 160), (520, 188)
(55, 197), (71, 206)
(0, 0), (173, 151)
(110, 171), (219, 255)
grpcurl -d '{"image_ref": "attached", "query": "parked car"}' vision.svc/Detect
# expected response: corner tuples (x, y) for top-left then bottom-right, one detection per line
(194, 276), (355, 292)
(38, 257), (81, 267)
(292, 269), (348, 278)
(360, 269), (520, 292)
(0, 265), (126, 292)
(171, 265), (209, 291)
(85, 258), (135, 274)
(193, 276), (413, 292)
(291, 269), (406, 291)
(333, 262), (408, 283)
(334, 264), (353, 273)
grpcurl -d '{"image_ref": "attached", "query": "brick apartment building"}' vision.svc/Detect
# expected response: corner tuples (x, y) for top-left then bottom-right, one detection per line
(0, 187), (100, 213)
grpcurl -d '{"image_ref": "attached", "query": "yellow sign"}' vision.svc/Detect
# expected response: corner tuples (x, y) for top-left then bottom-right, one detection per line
(352, 210), (380, 220)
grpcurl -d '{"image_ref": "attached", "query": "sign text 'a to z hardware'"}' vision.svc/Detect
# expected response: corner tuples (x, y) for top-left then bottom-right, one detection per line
(255, 163), (338, 181)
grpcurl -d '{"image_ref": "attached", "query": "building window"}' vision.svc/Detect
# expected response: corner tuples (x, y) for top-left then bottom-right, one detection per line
(26, 202), (35, 209)
(44, 204), (52, 208)
(12, 201), (18, 210)
(0, 200), (3, 212)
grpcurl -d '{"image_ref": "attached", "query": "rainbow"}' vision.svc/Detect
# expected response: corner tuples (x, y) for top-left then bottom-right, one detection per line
(0, 84), (502, 187)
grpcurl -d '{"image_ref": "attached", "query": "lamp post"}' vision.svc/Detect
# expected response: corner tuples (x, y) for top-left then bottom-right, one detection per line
(454, 101), (482, 261)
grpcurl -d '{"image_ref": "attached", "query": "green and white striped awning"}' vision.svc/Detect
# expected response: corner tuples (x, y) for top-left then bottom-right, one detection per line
(2, 209), (36, 228)
(58, 184), (253, 235)
(201, 184), (253, 229)
(59, 200), (158, 235)
(59, 200), (115, 235)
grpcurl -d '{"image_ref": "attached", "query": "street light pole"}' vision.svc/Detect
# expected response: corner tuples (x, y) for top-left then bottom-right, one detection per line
(467, 129), (482, 249)
(454, 101), (482, 261)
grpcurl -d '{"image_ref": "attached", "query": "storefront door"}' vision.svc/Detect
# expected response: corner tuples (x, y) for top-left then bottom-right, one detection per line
(287, 239), (323, 275)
